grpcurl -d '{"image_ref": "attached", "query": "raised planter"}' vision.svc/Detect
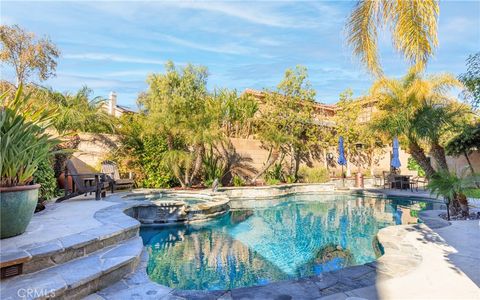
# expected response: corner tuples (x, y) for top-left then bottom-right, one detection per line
(0, 184), (40, 239)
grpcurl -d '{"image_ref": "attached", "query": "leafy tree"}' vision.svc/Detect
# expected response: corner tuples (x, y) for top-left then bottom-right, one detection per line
(446, 123), (480, 176)
(370, 71), (465, 178)
(334, 90), (385, 176)
(139, 61), (220, 187)
(458, 52), (480, 109)
(346, 0), (439, 76)
(253, 65), (324, 182)
(210, 89), (258, 138)
(0, 25), (60, 86)
(109, 113), (176, 188)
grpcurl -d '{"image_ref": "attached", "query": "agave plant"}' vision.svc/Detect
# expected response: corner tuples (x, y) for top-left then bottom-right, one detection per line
(427, 170), (479, 218)
(0, 87), (59, 187)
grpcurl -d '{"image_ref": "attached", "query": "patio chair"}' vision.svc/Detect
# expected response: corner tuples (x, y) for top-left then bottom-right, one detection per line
(409, 176), (428, 192)
(101, 160), (135, 192)
(56, 158), (109, 202)
(383, 172), (402, 189)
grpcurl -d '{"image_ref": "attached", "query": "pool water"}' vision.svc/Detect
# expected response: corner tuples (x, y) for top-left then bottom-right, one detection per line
(140, 194), (432, 290)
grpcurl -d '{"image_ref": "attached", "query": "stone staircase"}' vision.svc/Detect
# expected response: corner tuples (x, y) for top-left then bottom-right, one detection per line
(0, 205), (143, 300)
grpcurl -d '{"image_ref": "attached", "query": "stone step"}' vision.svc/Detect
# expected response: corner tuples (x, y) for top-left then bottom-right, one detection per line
(0, 213), (139, 276)
(0, 237), (143, 300)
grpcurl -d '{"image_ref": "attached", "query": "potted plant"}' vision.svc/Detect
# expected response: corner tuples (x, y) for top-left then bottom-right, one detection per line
(1, 87), (59, 238)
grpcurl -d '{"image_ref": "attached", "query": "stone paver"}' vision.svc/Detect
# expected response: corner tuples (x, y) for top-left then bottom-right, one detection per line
(0, 237), (143, 299)
(1, 199), (116, 250)
(433, 218), (480, 287)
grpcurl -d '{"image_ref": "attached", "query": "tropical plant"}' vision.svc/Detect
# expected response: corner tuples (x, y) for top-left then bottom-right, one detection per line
(37, 86), (116, 134)
(211, 89), (258, 138)
(138, 61), (220, 187)
(0, 24), (60, 86)
(33, 157), (59, 201)
(458, 52), (480, 109)
(0, 87), (59, 187)
(232, 175), (245, 187)
(265, 162), (285, 184)
(370, 71), (465, 178)
(427, 171), (478, 218)
(109, 114), (176, 188)
(202, 147), (224, 187)
(346, 0), (439, 76)
(298, 167), (330, 183)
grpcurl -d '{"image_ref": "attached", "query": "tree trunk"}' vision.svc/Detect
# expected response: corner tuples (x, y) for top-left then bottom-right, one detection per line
(430, 143), (449, 172)
(251, 147), (279, 183)
(408, 141), (436, 179)
(166, 134), (174, 150)
(189, 143), (205, 185)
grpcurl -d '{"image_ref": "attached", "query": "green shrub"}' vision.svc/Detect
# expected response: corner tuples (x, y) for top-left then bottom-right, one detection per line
(298, 166), (330, 183)
(33, 158), (59, 201)
(232, 175), (245, 187)
(407, 157), (426, 177)
(265, 178), (281, 185)
(265, 163), (284, 183)
(202, 147), (224, 187)
(139, 135), (176, 188)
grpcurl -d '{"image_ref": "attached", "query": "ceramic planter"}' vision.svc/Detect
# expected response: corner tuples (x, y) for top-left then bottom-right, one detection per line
(0, 184), (40, 239)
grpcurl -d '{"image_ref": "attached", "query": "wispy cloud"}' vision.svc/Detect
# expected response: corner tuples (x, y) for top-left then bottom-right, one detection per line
(155, 34), (254, 55)
(63, 53), (166, 65)
(169, 2), (317, 28)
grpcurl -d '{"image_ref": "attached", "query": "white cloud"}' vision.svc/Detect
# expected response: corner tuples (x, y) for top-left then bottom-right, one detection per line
(154, 34), (254, 55)
(63, 53), (166, 65)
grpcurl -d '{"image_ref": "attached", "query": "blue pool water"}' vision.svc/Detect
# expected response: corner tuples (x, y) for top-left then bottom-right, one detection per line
(140, 194), (432, 290)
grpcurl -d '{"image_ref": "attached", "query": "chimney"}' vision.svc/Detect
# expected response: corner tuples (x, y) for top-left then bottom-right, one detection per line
(108, 91), (117, 116)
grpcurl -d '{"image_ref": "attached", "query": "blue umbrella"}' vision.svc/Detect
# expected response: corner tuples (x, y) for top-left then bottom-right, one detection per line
(338, 136), (347, 187)
(337, 136), (347, 166)
(391, 137), (401, 169)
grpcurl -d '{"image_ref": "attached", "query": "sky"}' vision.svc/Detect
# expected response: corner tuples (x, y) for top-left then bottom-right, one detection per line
(1, 1), (479, 108)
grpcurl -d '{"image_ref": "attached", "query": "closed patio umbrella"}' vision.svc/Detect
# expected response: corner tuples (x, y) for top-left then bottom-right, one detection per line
(338, 136), (347, 187)
(391, 136), (401, 170)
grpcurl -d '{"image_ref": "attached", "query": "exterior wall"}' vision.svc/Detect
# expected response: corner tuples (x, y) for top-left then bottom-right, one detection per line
(73, 133), (120, 169)
(447, 151), (480, 176)
(72, 134), (476, 179)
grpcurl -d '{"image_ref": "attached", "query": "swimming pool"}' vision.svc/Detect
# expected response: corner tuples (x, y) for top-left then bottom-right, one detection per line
(140, 193), (432, 290)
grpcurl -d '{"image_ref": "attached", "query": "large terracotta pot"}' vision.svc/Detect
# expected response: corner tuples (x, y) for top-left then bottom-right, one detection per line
(0, 184), (40, 239)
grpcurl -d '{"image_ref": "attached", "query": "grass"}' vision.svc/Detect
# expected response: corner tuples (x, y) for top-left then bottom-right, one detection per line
(465, 188), (480, 198)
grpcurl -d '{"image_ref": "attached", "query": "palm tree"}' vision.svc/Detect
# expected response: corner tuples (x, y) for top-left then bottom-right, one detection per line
(370, 71), (463, 178)
(346, 0), (439, 76)
(39, 87), (115, 134)
(427, 171), (478, 218)
(35, 86), (116, 177)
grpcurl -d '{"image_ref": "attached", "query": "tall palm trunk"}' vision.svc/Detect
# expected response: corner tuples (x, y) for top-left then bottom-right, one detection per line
(430, 143), (449, 172)
(189, 143), (205, 185)
(251, 147), (279, 183)
(408, 141), (436, 179)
